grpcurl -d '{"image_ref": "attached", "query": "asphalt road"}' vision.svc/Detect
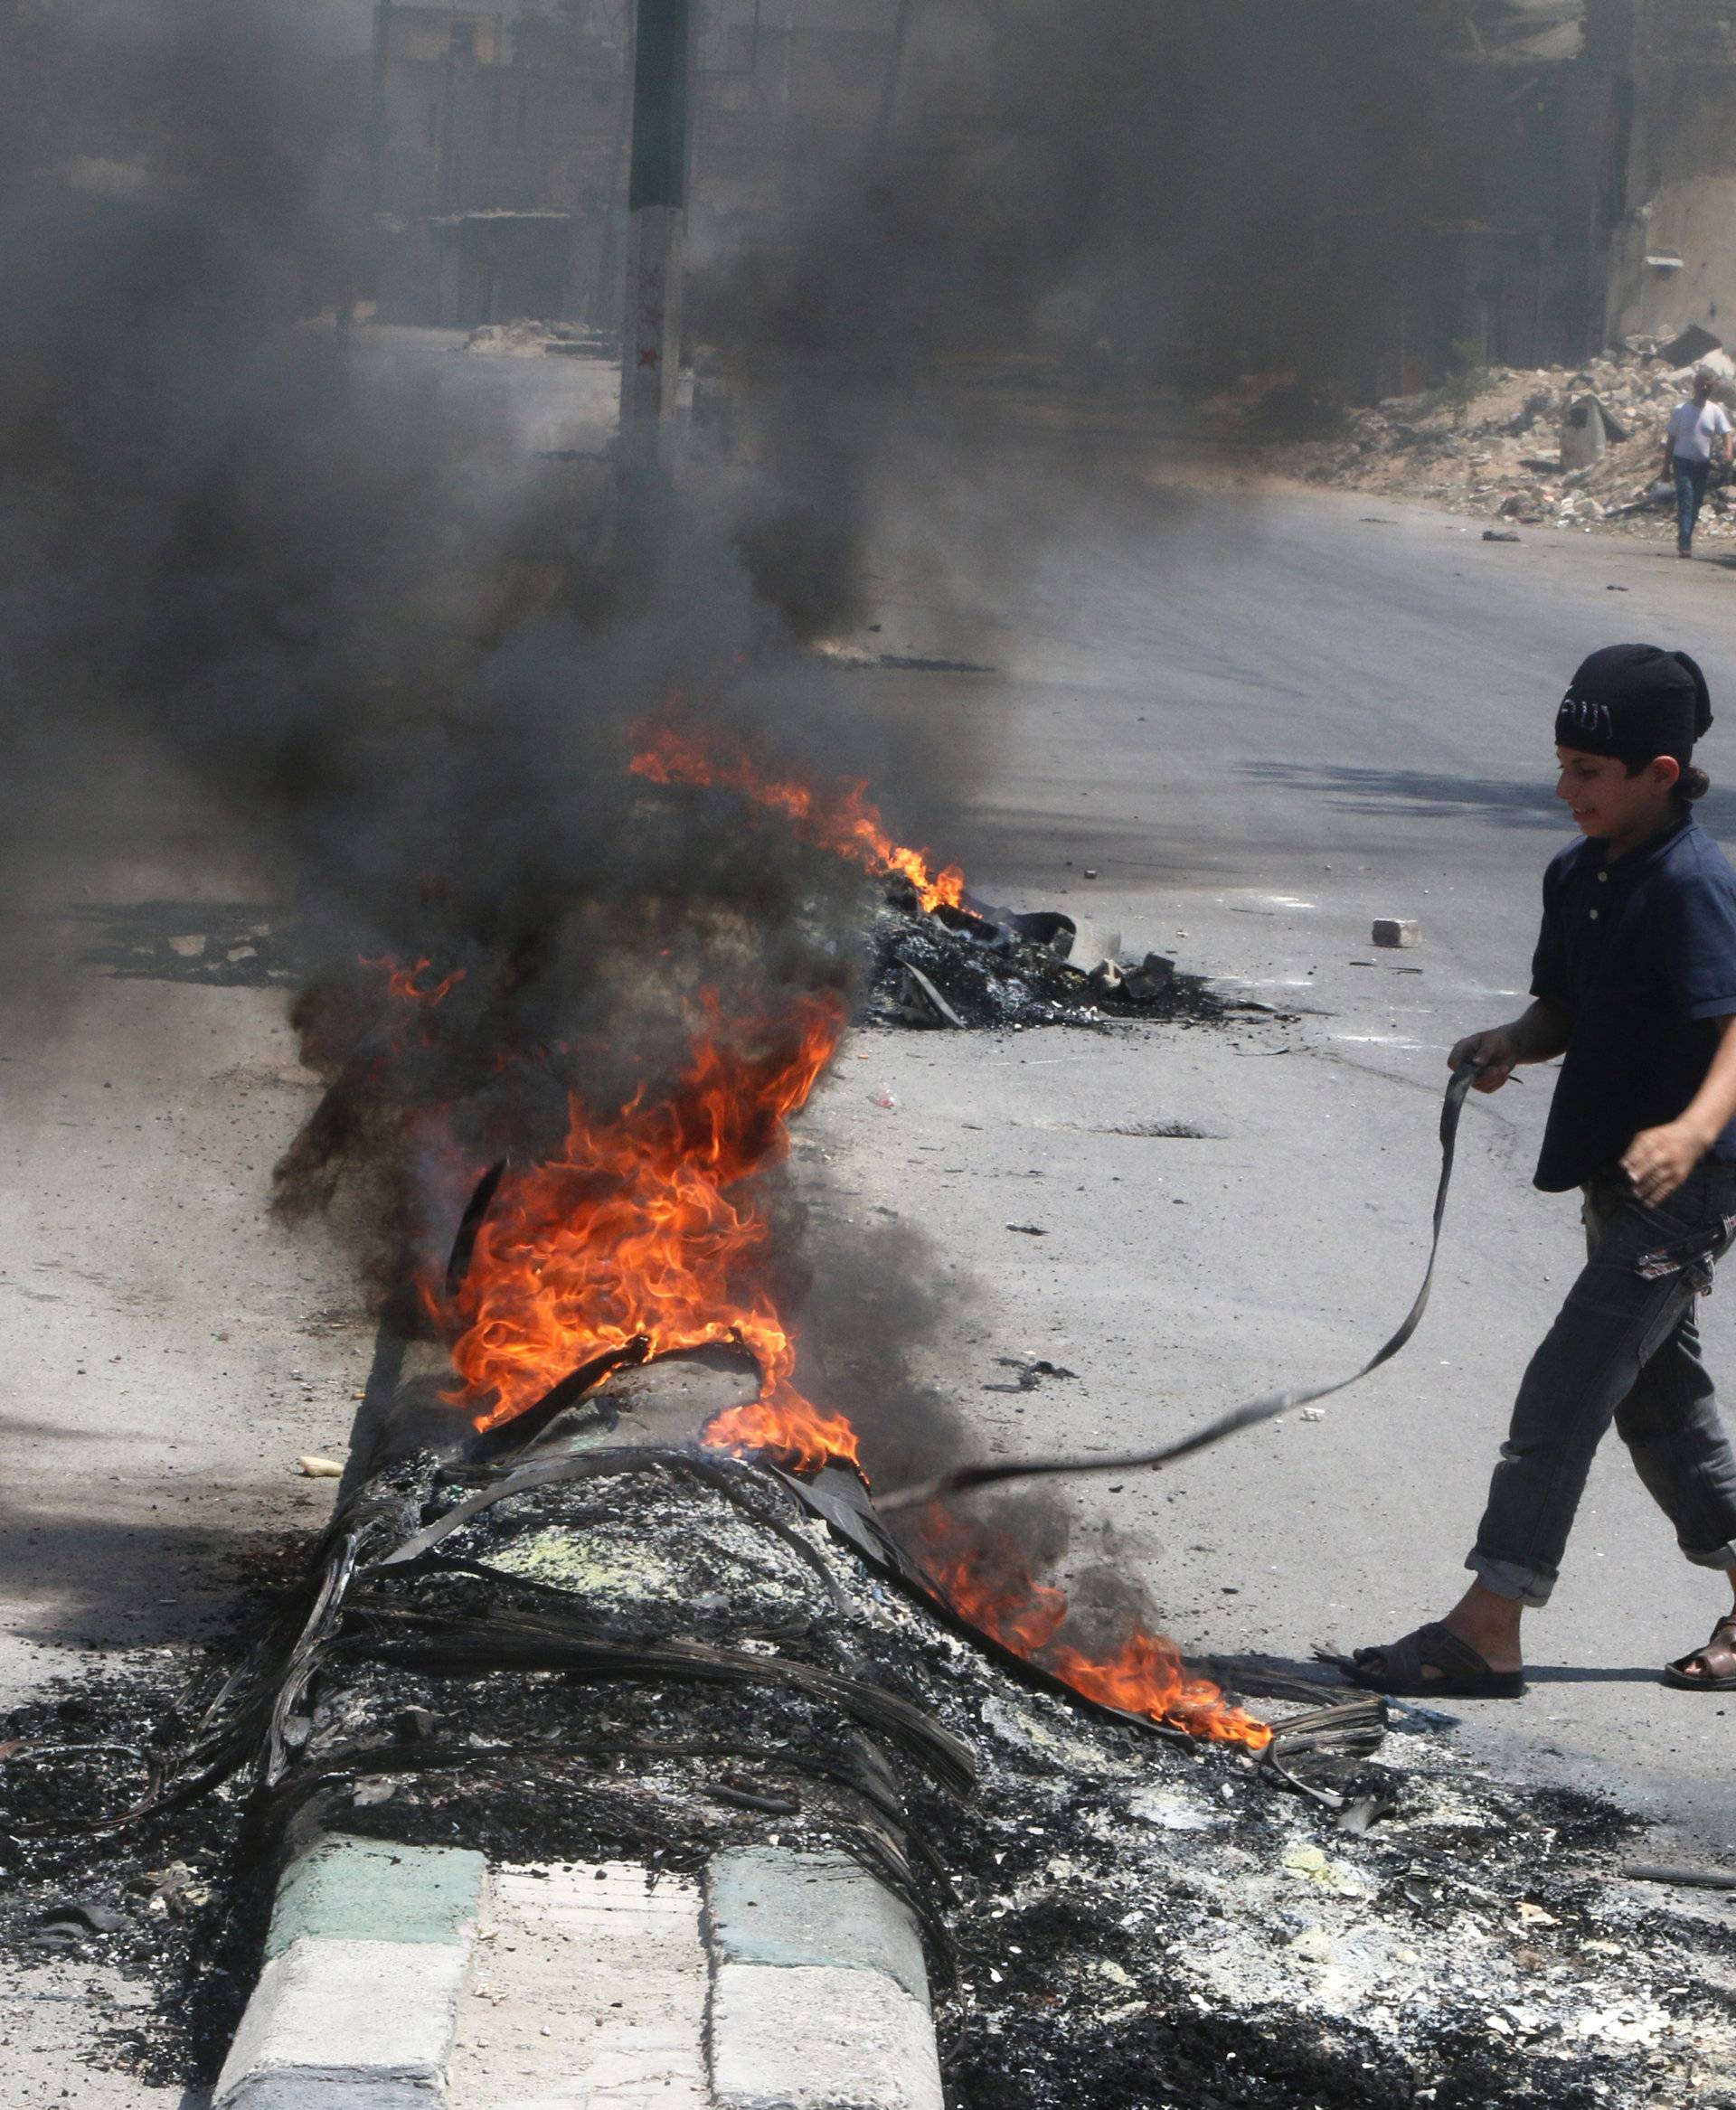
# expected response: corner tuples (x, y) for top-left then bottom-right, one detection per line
(5, 373), (1736, 2096)
(816, 477), (1736, 1860)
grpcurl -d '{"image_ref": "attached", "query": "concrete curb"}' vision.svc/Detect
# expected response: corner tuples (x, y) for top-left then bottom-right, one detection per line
(213, 1837), (485, 2109)
(704, 1848), (945, 2110)
(219, 1840), (942, 2107)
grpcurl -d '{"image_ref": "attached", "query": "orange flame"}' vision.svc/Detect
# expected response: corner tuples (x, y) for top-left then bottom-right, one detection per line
(1049, 1634), (1272, 1749)
(915, 1508), (1271, 1750)
(361, 955), (467, 1006)
(404, 928), (1260, 1746)
(437, 992), (860, 1474)
(629, 725), (967, 915)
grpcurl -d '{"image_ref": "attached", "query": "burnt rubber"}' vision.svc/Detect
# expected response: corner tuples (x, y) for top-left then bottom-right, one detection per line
(1663, 1614), (1736, 1691)
(1344, 1621), (1526, 1700)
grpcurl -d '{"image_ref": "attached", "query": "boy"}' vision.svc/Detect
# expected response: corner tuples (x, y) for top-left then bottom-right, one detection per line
(1353, 644), (1736, 1697)
(1662, 365), (1731, 558)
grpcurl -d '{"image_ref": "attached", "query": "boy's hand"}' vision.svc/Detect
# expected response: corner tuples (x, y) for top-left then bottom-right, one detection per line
(1449, 1026), (1521, 1092)
(1623, 1120), (1711, 1207)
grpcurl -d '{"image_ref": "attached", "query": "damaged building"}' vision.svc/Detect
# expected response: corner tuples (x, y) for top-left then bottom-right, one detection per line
(363, 0), (921, 328)
(353, 0), (1736, 395)
(1353, 1), (1736, 391)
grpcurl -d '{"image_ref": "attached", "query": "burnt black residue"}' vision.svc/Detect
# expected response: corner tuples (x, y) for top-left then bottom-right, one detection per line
(0, 1662), (269, 2089)
(866, 898), (1232, 1032)
(3, 1460), (1729, 2110)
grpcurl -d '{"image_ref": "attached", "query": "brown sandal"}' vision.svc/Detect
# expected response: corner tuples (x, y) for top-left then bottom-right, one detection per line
(1664, 1613), (1736, 1691)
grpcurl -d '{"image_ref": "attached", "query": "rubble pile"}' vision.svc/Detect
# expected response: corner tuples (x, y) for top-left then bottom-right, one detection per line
(462, 316), (610, 358)
(1296, 340), (1736, 541)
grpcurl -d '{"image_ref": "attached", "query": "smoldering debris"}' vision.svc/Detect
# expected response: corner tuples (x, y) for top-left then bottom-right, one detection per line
(5, 1423), (1734, 2110)
(865, 890), (1221, 1032)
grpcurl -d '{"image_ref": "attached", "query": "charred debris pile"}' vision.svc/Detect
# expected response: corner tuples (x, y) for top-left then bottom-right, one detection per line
(866, 885), (1222, 1033)
(4, 1356), (1734, 2110)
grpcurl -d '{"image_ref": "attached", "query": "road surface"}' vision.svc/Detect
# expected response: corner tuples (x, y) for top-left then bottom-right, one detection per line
(827, 476), (1736, 1856)
(4, 360), (1733, 2098)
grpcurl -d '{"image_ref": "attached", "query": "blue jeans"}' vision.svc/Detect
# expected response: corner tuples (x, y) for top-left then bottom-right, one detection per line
(1469, 1161), (1736, 1606)
(1674, 454), (1711, 551)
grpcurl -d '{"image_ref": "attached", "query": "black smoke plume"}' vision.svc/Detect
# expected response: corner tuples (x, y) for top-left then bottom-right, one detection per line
(2, 0), (1467, 1443)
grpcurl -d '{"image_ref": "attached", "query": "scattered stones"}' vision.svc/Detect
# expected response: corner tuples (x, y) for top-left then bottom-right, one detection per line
(294, 1455), (343, 1478)
(1372, 918), (1421, 948)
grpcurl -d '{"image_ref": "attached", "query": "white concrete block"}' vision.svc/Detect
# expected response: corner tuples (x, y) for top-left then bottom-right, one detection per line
(709, 1962), (944, 2110)
(446, 1862), (709, 2109)
(215, 1936), (468, 2105)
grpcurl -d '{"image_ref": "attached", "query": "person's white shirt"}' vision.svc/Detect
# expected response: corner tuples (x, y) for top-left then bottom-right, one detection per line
(1667, 397), (1732, 462)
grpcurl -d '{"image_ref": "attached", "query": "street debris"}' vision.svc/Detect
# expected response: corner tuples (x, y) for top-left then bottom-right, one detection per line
(1372, 918), (1420, 949)
(294, 1456), (343, 1478)
(983, 1358), (1078, 1395)
(462, 317), (609, 359)
(78, 902), (304, 990)
(628, 721), (1227, 1035)
(867, 890), (1221, 1033)
(33, 1900), (128, 1941)
(1621, 1861), (1736, 1894)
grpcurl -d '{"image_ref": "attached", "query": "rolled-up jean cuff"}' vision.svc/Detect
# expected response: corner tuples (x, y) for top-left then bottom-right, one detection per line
(1467, 1548), (1555, 1607)
(1684, 1539), (1736, 1571)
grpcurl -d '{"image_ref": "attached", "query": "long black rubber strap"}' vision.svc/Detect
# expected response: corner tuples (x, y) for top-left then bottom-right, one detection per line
(876, 1061), (1479, 1515)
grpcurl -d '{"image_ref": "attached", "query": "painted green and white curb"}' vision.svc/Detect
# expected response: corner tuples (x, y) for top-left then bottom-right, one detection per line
(705, 1849), (944, 2110)
(220, 1840), (941, 2107)
(214, 1836), (485, 2110)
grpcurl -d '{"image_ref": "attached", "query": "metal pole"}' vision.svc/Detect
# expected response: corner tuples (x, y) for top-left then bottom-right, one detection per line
(872, 0), (917, 152)
(587, 8), (636, 329)
(619, 0), (693, 453)
(354, 0), (394, 334)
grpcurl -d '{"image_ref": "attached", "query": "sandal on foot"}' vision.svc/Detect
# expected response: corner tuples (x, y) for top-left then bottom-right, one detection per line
(1663, 1614), (1736, 1691)
(1345, 1621), (1526, 1700)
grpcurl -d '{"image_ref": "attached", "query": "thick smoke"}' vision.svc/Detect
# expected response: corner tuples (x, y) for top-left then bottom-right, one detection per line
(0, 0), (949, 1305)
(697, 0), (1442, 636)
(3, 0), (1467, 1468)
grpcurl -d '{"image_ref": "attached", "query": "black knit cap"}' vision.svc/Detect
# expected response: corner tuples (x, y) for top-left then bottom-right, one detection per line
(1555, 643), (1713, 768)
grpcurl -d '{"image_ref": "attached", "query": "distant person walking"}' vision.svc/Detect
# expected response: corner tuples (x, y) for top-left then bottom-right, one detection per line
(1664, 366), (1732, 559)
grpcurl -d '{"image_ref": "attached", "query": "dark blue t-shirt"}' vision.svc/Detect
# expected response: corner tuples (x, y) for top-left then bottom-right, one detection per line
(1531, 813), (1736, 1192)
